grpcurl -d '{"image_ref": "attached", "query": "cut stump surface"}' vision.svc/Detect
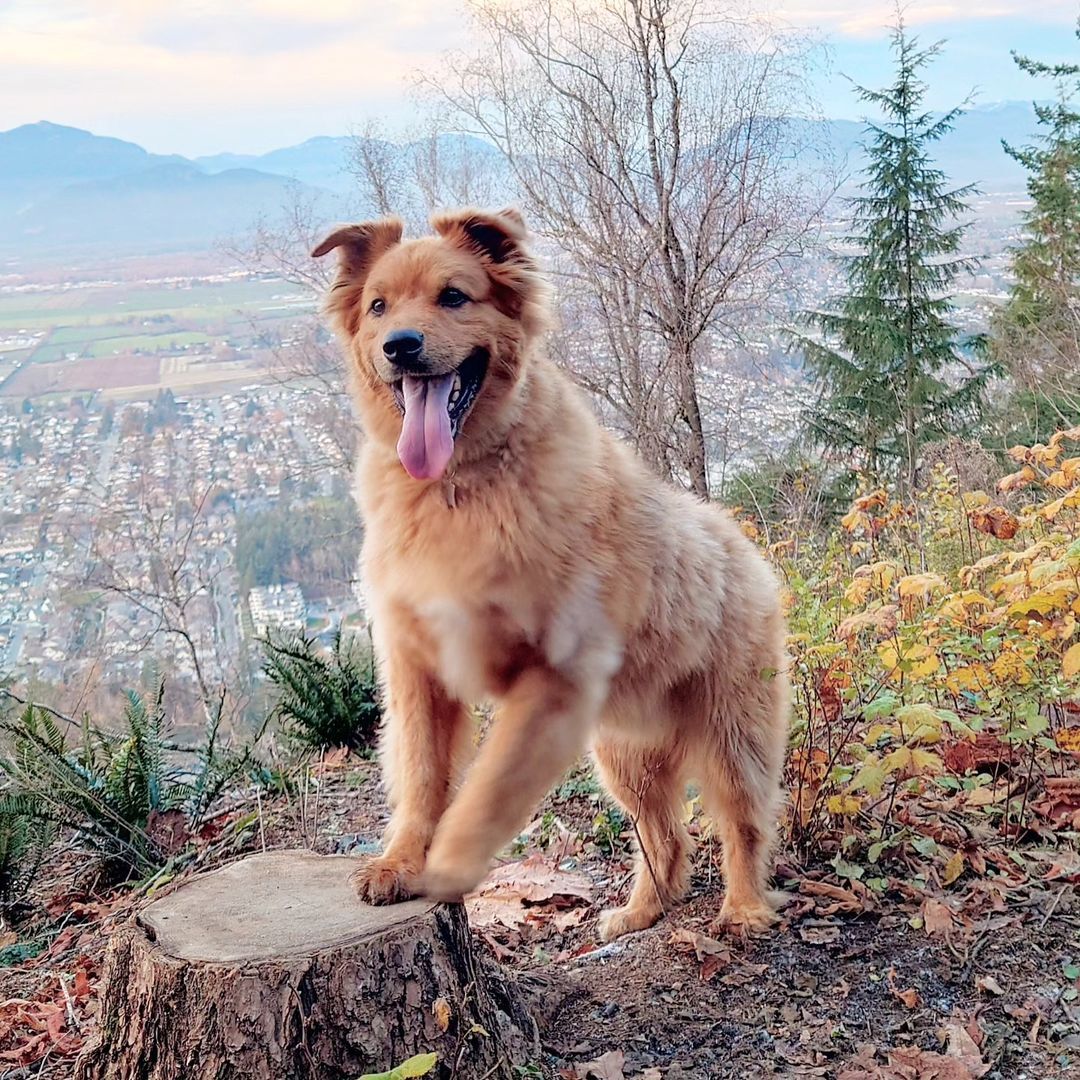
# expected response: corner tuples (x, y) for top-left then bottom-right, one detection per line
(74, 850), (539, 1080)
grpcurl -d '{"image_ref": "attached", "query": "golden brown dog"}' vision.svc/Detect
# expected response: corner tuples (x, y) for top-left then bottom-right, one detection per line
(312, 208), (790, 939)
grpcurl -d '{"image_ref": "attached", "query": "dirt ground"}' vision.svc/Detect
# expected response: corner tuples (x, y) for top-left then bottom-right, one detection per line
(2, 756), (1078, 1079)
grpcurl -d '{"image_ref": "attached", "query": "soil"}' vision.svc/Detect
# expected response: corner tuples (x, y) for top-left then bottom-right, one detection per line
(2, 755), (1078, 1079)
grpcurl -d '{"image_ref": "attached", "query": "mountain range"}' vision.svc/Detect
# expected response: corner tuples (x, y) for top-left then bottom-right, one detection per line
(0, 105), (1045, 261)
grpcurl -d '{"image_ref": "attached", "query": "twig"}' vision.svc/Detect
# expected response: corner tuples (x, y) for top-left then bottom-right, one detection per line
(256, 786), (267, 855)
(57, 973), (80, 1031)
(1040, 884), (1068, 930)
(0, 688), (81, 730)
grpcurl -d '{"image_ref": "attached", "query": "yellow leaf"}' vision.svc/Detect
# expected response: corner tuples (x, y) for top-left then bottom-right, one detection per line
(945, 665), (989, 694)
(910, 748), (944, 774)
(881, 746), (914, 774)
(1032, 442), (1062, 467)
(998, 465), (1036, 493)
(878, 642), (940, 681)
(826, 794), (862, 816)
(898, 573), (948, 601)
(1007, 588), (1073, 619)
(1055, 727), (1080, 752)
(1064, 642), (1080, 680)
(991, 650), (1033, 685)
(943, 850), (965, 886)
(850, 762), (887, 796)
(844, 576), (873, 606)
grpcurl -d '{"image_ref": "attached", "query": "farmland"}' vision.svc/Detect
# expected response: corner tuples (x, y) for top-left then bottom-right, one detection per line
(0, 269), (314, 399)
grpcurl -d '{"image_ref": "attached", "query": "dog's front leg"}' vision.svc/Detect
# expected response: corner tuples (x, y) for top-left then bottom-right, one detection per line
(421, 667), (593, 900)
(351, 647), (471, 905)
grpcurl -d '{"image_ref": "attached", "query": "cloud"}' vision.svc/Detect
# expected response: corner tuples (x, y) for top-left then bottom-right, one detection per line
(772, 0), (1078, 37)
(0, 0), (468, 152)
(1, 0), (1077, 154)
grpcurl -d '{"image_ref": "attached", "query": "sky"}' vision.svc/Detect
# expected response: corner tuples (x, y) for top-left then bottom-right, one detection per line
(0, 0), (1078, 157)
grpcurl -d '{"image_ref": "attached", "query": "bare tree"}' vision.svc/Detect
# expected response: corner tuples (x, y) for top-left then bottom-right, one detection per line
(426, 0), (831, 497)
(76, 472), (244, 728)
(346, 119), (507, 234)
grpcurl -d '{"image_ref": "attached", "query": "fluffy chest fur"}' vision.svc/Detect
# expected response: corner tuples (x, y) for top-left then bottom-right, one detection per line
(355, 418), (624, 703)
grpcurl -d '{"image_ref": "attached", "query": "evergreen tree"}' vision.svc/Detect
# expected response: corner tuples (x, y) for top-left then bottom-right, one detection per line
(991, 25), (1080, 435)
(796, 24), (990, 490)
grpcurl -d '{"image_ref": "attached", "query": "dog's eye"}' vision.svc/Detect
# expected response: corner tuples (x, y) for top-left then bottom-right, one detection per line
(438, 287), (468, 309)
(370, 298), (386, 316)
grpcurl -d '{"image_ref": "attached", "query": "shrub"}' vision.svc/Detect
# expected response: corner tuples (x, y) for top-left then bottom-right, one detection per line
(0, 681), (266, 877)
(262, 629), (381, 751)
(772, 425), (1080, 874)
(0, 796), (55, 910)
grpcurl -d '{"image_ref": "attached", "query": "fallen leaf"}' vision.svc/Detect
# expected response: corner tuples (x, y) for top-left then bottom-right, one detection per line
(1032, 777), (1080, 830)
(922, 898), (957, 939)
(942, 1018), (989, 1077)
(942, 851), (965, 887)
(668, 927), (729, 961)
(798, 922), (840, 945)
(573, 1049), (626, 1079)
(800, 879), (864, 914)
(699, 952), (730, 980)
(465, 855), (593, 930)
(975, 974), (1004, 996)
(146, 809), (191, 858)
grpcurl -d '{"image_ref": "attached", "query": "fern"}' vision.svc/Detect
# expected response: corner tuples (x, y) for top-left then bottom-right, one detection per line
(262, 629), (381, 751)
(0, 797), (55, 908)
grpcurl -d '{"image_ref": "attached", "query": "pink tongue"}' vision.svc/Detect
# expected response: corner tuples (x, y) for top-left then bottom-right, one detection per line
(396, 374), (455, 480)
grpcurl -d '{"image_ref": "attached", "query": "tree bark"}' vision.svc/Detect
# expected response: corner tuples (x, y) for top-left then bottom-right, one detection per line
(74, 851), (539, 1080)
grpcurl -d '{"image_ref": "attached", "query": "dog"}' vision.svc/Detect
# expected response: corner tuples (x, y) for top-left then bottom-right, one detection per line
(312, 208), (790, 940)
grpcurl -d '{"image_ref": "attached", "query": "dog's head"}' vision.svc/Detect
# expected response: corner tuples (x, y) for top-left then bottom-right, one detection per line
(312, 208), (546, 481)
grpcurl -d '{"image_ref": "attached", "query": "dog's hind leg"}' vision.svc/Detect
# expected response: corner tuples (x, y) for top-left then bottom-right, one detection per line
(351, 645), (471, 905)
(593, 738), (690, 941)
(699, 681), (787, 934)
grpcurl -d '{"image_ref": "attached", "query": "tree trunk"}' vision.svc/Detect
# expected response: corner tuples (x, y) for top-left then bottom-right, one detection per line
(74, 851), (539, 1080)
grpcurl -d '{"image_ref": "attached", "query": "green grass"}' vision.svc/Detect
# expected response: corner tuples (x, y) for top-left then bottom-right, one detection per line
(0, 279), (306, 332)
(31, 331), (210, 361)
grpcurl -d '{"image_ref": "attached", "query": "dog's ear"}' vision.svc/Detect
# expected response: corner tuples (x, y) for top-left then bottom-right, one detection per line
(311, 218), (403, 336)
(430, 208), (529, 266)
(431, 208), (546, 335)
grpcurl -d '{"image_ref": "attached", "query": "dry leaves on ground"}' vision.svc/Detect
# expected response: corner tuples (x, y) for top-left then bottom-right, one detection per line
(465, 854), (593, 931)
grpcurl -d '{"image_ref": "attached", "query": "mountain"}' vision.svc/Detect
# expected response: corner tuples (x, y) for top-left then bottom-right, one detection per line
(197, 135), (355, 190)
(0, 122), (338, 258)
(8, 163), (323, 256)
(816, 101), (1041, 191)
(0, 121), (186, 190)
(196, 133), (505, 193)
(0, 104), (1046, 261)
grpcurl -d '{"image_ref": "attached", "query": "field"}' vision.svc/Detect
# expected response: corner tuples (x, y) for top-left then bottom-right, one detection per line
(0, 274), (312, 398)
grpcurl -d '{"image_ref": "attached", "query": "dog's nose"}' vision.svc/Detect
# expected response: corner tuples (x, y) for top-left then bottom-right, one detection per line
(382, 329), (425, 367)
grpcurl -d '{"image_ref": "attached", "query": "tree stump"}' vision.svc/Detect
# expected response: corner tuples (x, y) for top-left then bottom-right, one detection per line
(75, 851), (539, 1080)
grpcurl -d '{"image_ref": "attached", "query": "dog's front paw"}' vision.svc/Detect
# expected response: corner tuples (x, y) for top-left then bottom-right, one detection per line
(420, 849), (486, 903)
(349, 855), (421, 905)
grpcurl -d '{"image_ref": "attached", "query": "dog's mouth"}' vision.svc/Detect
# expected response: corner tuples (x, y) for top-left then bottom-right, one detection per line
(392, 348), (488, 481)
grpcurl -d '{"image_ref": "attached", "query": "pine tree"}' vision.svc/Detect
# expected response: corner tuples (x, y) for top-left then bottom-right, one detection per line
(991, 25), (1080, 435)
(797, 23), (989, 491)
